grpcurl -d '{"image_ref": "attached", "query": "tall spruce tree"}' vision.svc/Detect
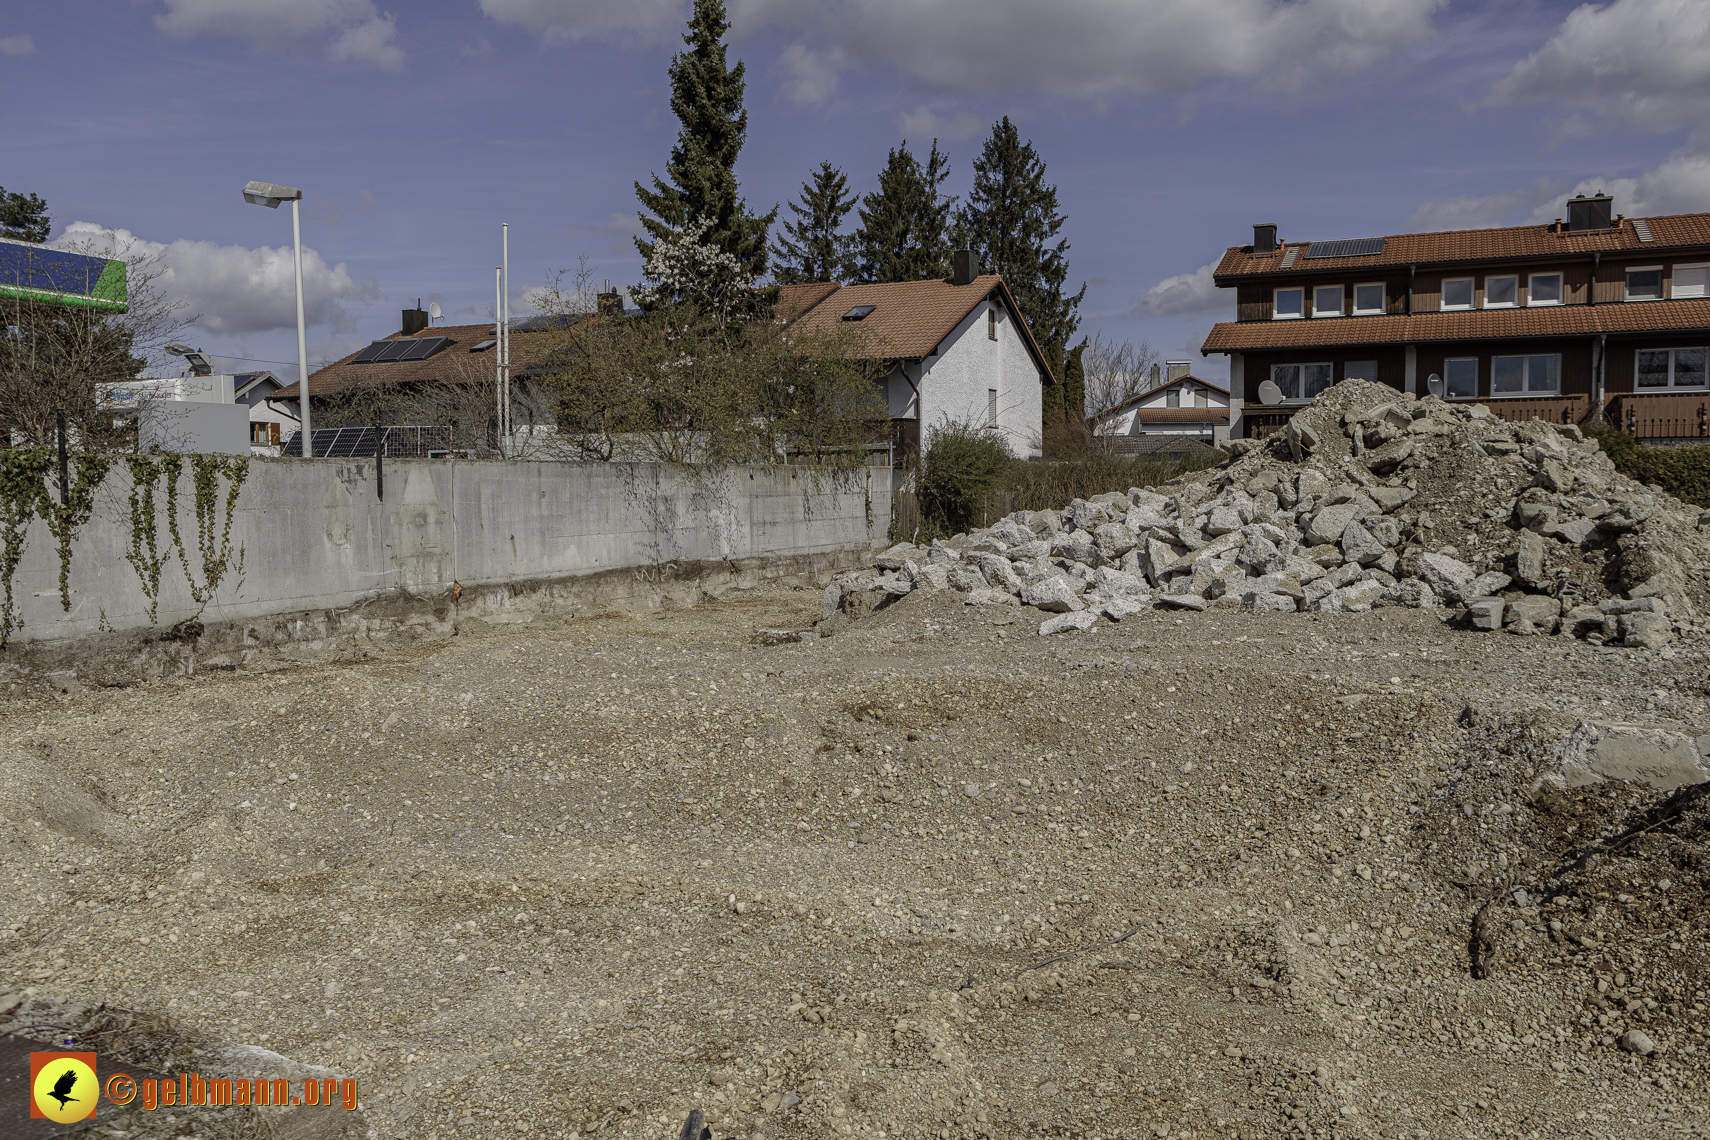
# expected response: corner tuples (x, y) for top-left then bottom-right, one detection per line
(0, 187), (51, 243)
(770, 162), (857, 284)
(850, 140), (955, 284)
(1062, 338), (1087, 422)
(956, 117), (1083, 385)
(634, 0), (774, 283)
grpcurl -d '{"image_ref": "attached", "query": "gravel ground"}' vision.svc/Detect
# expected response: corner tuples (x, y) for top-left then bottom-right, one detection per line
(1, 585), (1706, 1140)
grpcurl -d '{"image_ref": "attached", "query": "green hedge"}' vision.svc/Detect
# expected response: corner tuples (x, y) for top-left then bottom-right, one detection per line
(1585, 428), (1710, 507)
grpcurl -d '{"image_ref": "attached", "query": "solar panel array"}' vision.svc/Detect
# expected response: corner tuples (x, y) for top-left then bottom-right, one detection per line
(348, 335), (450, 364)
(1303, 236), (1385, 260)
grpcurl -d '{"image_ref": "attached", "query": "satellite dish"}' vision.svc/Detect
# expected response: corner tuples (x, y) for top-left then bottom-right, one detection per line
(1426, 373), (1444, 398)
(428, 302), (442, 322)
(1256, 379), (1284, 405)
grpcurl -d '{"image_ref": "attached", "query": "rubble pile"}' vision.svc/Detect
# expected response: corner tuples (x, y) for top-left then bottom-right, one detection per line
(829, 378), (1710, 643)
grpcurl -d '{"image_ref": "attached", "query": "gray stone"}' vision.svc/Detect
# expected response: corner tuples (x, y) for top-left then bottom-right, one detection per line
(1417, 553), (1476, 594)
(1203, 505), (1245, 536)
(946, 566), (985, 592)
(1286, 418), (1322, 461)
(1468, 598), (1505, 630)
(1296, 470), (1331, 502)
(1599, 596), (1666, 616)
(1315, 579), (1384, 613)
(1620, 611), (1672, 649)
(1340, 519), (1387, 566)
(1021, 577), (1084, 614)
(1006, 539), (1051, 562)
(964, 587), (1022, 607)
(1535, 458), (1575, 494)
(1619, 1030), (1656, 1056)
(1565, 604), (1606, 637)
(1249, 591), (1299, 613)
(1066, 499), (1109, 533)
(1375, 579), (1437, 608)
(912, 564), (951, 590)
(823, 582), (843, 620)
(1506, 594), (1560, 628)
(1306, 503), (1363, 546)
(875, 543), (924, 571)
(1093, 523), (1139, 557)
(1452, 571), (1512, 603)
(971, 553), (1022, 594)
(1516, 528), (1546, 586)
(1548, 518), (1602, 547)
(1039, 609), (1099, 636)
(1143, 538), (1184, 586)
(1093, 567), (1148, 596)
(1536, 721), (1710, 793)
(1515, 500), (1558, 532)
(1025, 509), (1063, 536)
(1097, 596), (1151, 621)
(1250, 571), (1305, 600)
(1157, 594), (1207, 610)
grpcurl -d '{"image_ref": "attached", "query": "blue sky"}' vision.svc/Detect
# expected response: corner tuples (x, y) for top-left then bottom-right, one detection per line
(5, 0), (1708, 383)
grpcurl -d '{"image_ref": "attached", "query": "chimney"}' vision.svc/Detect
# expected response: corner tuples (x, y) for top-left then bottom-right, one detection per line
(951, 250), (982, 287)
(1567, 193), (1613, 233)
(598, 279), (623, 317)
(1166, 360), (1191, 383)
(401, 299), (429, 336)
(1253, 223), (1278, 254)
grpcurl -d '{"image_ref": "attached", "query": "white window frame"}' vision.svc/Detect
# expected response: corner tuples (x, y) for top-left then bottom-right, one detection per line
(1270, 362), (1333, 403)
(1165, 386), (1181, 408)
(1626, 265), (1664, 302)
(1352, 282), (1385, 316)
(1311, 284), (1343, 318)
(1635, 347), (1709, 391)
(1441, 277), (1474, 311)
(987, 388), (999, 426)
(1672, 262), (1710, 300)
(1443, 357), (1479, 400)
(1483, 275), (1519, 309)
(1272, 287), (1304, 320)
(1490, 353), (1561, 397)
(988, 308), (997, 339)
(1527, 272), (1563, 306)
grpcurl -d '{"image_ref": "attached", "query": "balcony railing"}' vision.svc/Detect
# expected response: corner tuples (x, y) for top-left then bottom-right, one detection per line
(1241, 408), (1296, 439)
(1613, 392), (1710, 439)
(1479, 395), (1589, 427)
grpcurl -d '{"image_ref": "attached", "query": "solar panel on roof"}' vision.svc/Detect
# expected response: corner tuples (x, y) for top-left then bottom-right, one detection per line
(371, 340), (413, 362)
(397, 335), (449, 361)
(1303, 236), (1385, 259)
(349, 341), (390, 363)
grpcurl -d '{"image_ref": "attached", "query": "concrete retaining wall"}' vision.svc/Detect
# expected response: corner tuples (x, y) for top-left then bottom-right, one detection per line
(2, 458), (888, 682)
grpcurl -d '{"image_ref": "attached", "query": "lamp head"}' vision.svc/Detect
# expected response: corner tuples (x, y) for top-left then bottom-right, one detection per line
(242, 180), (303, 209)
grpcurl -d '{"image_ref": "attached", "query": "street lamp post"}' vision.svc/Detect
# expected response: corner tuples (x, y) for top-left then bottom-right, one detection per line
(242, 181), (311, 456)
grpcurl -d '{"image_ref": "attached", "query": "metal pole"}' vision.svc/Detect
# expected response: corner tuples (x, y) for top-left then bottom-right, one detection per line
(374, 425), (384, 502)
(494, 266), (503, 455)
(501, 222), (511, 457)
(292, 198), (312, 457)
(56, 409), (68, 504)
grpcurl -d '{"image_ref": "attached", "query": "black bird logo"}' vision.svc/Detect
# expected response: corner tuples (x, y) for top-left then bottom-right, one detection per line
(47, 1067), (80, 1110)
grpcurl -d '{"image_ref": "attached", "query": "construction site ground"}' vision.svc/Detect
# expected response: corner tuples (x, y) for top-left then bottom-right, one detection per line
(2, 583), (1706, 1140)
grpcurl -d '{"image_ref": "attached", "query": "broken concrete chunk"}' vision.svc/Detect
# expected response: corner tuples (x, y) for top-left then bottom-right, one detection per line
(964, 587), (1022, 607)
(1506, 594), (1560, 628)
(1340, 519), (1387, 566)
(1366, 485), (1416, 513)
(1515, 528), (1546, 587)
(1305, 502), (1364, 546)
(1620, 611), (1672, 649)
(874, 543), (923, 570)
(1157, 594), (1208, 610)
(1039, 609), (1100, 636)
(1097, 596), (1151, 621)
(1467, 598), (1505, 630)
(1285, 417), (1323, 461)
(1416, 553), (1476, 595)
(1535, 722), (1710, 793)
(1021, 577), (1084, 614)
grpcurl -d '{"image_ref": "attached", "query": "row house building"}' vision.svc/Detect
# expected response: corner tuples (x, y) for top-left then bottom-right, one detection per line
(1200, 194), (1710, 440)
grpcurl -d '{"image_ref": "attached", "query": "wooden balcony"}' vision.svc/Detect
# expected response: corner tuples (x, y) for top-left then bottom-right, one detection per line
(1613, 392), (1710, 439)
(1241, 408), (1296, 438)
(1478, 395), (1589, 427)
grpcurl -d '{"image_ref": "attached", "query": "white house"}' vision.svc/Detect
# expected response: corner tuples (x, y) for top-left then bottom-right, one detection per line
(779, 256), (1051, 458)
(1093, 366), (1230, 444)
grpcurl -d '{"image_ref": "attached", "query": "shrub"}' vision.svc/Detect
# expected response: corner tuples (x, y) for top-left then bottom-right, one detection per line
(1585, 427), (1710, 507)
(918, 421), (1012, 534)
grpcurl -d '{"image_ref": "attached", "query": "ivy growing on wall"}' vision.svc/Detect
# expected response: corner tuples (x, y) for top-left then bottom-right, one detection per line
(0, 448), (52, 647)
(170, 454), (249, 607)
(124, 456), (174, 624)
(41, 452), (113, 612)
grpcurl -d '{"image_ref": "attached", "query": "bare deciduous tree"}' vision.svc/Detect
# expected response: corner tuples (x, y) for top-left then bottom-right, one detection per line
(1081, 332), (1159, 418)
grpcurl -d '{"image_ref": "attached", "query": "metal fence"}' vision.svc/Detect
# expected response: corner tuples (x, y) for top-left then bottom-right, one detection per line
(283, 425), (472, 459)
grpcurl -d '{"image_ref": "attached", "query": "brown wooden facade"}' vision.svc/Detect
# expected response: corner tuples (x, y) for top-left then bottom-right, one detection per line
(1206, 208), (1710, 438)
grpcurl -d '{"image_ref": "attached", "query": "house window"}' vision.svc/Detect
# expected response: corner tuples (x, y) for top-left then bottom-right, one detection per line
(987, 388), (998, 426)
(988, 308), (997, 339)
(1271, 362), (1333, 402)
(1484, 275), (1518, 308)
(1528, 273), (1563, 305)
(1166, 387), (1181, 408)
(1312, 285), (1343, 317)
(1344, 360), (1379, 382)
(1353, 283), (1385, 315)
(1673, 263), (1710, 299)
(1626, 266), (1663, 301)
(1273, 287), (1303, 319)
(1492, 353), (1561, 395)
(1441, 277), (1474, 310)
(1636, 348), (1708, 390)
(1444, 357), (1478, 400)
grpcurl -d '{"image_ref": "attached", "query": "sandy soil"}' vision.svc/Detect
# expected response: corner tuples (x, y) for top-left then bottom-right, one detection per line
(1, 585), (1706, 1140)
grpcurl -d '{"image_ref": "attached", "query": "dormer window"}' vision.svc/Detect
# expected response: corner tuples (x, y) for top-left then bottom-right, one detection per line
(1527, 273), (1562, 306)
(1312, 285), (1343, 317)
(1273, 288), (1303, 319)
(1352, 283), (1385, 315)
(1442, 278), (1474, 310)
(1626, 267), (1663, 301)
(1484, 276), (1518, 308)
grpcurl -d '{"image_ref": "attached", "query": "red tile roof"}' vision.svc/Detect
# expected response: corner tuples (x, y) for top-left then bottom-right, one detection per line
(1202, 297), (1710, 353)
(1215, 212), (1710, 280)
(1131, 407), (1230, 425)
(273, 321), (560, 399)
(781, 275), (1055, 379)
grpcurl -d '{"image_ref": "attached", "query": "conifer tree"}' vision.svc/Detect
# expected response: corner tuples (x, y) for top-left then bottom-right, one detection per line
(770, 162), (857, 285)
(634, 0), (774, 284)
(0, 187), (50, 243)
(1062, 338), (1087, 422)
(849, 140), (955, 284)
(956, 117), (1083, 388)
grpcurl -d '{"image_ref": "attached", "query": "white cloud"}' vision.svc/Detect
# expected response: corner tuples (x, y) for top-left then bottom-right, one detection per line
(1136, 262), (1230, 319)
(1487, 0), (1710, 134)
(477, 0), (685, 43)
(0, 33), (35, 56)
(898, 106), (983, 142)
(481, 0), (1441, 100)
(156, 0), (403, 69)
(1406, 179), (1567, 232)
(51, 222), (375, 337)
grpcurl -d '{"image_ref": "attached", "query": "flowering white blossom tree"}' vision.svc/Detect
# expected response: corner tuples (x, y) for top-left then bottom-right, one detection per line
(631, 217), (752, 331)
